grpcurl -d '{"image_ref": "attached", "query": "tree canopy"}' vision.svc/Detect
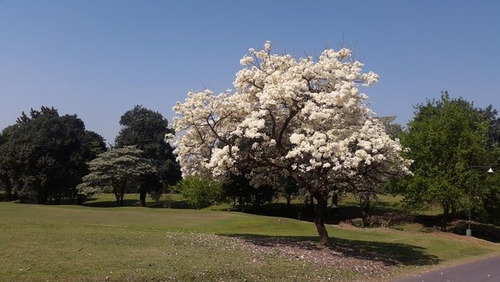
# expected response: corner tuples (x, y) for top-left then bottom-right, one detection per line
(399, 92), (490, 228)
(77, 146), (156, 206)
(171, 42), (411, 245)
(0, 106), (106, 203)
(115, 105), (181, 187)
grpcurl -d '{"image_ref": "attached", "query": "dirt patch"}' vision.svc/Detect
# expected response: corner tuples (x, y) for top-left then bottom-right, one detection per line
(166, 231), (404, 279)
(233, 236), (397, 277)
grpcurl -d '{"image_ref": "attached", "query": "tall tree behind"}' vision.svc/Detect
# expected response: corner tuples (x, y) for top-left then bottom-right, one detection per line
(378, 116), (404, 140)
(399, 92), (489, 229)
(115, 106), (181, 206)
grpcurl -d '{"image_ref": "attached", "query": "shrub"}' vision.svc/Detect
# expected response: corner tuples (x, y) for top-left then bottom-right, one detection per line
(175, 176), (223, 209)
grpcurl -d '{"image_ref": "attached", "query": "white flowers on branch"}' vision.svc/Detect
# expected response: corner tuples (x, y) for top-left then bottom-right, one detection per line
(171, 41), (411, 193)
(171, 41), (411, 245)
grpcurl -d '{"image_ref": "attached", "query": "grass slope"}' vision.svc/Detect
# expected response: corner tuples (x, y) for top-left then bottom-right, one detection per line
(0, 196), (498, 281)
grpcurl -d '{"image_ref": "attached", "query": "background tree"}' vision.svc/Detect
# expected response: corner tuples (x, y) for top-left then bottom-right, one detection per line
(279, 176), (300, 210)
(77, 146), (156, 206)
(0, 128), (15, 200)
(378, 116), (404, 140)
(115, 105), (181, 205)
(0, 107), (105, 204)
(398, 92), (490, 229)
(221, 172), (277, 211)
(477, 105), (500, 223)
(479, 105), (500, 147)
(171, 42), (411, 246)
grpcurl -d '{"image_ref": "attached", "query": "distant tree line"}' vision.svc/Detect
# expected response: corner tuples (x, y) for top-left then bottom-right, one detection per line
(0, 105), (181, 206)
(0, 94), (499, 230)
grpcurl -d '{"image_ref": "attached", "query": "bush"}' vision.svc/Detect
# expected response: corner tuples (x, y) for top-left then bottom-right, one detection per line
(175, 176), (223, 209)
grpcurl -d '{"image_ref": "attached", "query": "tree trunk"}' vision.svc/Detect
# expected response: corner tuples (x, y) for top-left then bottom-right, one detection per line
(55, 193), (61, 205)
(77, 194), (85, 205)
(38, 186), (47, 204)
(312, 192), (330, 247)
(139, 191), (147, 207)
(114, 192), (120, 206)
(238, 196), (243, 211)
(451, 204), (457, 219)
(360, 195), (370, 227)
(309, 194), (315, 213)
(6, 189), (12, 201)
(116, 182), (127, 206)
(2, 177), (13, 201)
(253, 193), (261, 209)
(331, 193), (338, 209)
(441, 203), (449, 231)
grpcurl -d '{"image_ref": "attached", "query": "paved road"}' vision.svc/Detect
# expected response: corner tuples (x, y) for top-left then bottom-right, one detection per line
(396, 255), (500, 282)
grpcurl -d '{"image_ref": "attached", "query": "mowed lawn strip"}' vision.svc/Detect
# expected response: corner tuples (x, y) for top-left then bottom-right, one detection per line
(0, 200), (498, 281)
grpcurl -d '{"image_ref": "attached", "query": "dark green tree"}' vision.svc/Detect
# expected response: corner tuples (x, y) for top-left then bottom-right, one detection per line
(0, 131), (14, 200)
(0, 107), (106, 204)
(77, 146), (156, 206)
(115, 106), (181, 205)
(280, 177), (300, 210)
(222, 172), (277, 212)
(399, 92), (490, 229)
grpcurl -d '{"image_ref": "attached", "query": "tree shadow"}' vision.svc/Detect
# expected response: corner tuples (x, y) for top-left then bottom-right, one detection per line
(82, 197), (194, 209)
(449, 221), (500, 243)
(83, 199), (140, 207)
(220, 234), (441, 266)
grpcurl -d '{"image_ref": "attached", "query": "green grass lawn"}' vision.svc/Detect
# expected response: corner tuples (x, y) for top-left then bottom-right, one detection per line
(0, 194), (498, 281)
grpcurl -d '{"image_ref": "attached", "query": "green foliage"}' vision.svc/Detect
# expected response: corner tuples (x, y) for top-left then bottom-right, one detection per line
(479, 105), (500, 147)
(0, 106), (106, 203)
(175, 176), (223, 209)
(78, 146), (156, 206)
(482, 184), (500, 224)
(378, 116), (404, 140)
(480, 155), (500, 224)
(399, 92), (490, 227)
(115, 105), (181, 187)
(477, 108), (500, 222)
(222, 173), (277, 211)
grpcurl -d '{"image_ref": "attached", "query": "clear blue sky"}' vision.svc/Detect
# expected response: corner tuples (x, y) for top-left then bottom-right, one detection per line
(1, 0), (499, 144)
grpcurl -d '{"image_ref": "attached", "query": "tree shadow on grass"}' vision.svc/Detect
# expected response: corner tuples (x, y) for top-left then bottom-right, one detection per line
(220, 234), (441, 266)
(83, 199), (140, 207)
(241, 202), (410, 225)
(82, 198), (193, 209)
(449, 221), (500, 243)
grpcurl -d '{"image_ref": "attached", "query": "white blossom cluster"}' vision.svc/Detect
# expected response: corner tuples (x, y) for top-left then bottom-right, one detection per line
(171, 41), (411, 193)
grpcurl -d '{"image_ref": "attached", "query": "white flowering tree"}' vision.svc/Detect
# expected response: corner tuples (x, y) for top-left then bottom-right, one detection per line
(172, 42), (411, 246)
